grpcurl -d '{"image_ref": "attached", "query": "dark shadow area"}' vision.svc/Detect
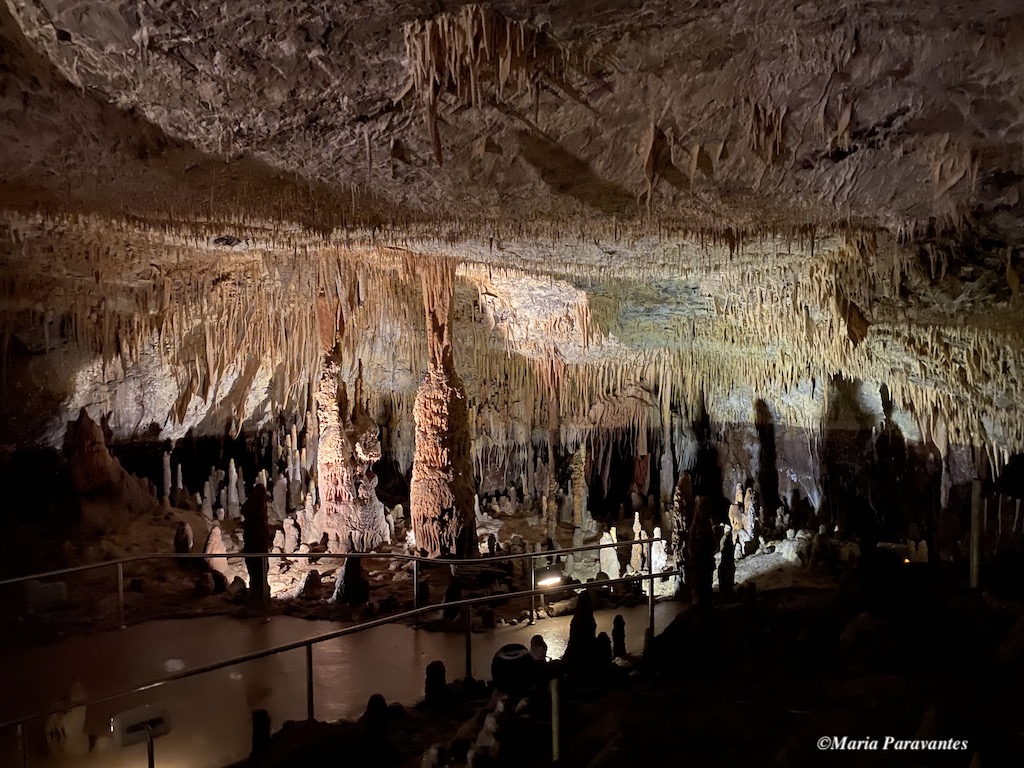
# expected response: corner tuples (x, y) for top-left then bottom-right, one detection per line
(588, 436), (637, 522)
(516, 131), (636, 215)
(690, 401), (725, 521)
(373, 457), (410, 510)
(753, 399), (781, 517)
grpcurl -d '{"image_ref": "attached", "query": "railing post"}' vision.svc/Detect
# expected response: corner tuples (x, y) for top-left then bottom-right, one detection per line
(550, 677), (560, 762)
(647, 539), (655, 637)
(413, 558), (420, 609)
(16, 723), (26, 768)
(464, 607), (473, 679)
(530, 561), (536, 624)
(305, 644), (315, 721)
(117, 562), (126, 629)
(971, 479), (981, 589)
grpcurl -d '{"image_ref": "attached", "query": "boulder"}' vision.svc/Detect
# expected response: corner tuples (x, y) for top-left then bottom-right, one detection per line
(777, 537), (811, 565)
(203, 526), (231, 577)
(173, 521), (194, 554)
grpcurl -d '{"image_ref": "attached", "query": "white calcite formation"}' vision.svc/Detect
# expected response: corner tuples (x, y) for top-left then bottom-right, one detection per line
(316, 359), (389, 553)
(629, 513), (644, 574)
(651, 526), (668, 571)
(201, 481), (214, 520)
(162, 451), (172, 506)
(272, 475), (288, 523)
(227, 459), (239, 519)
(599, 531), (620, 581)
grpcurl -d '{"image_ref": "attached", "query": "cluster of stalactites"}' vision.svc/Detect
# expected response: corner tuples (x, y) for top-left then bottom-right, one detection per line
(403, 4), (583, 164)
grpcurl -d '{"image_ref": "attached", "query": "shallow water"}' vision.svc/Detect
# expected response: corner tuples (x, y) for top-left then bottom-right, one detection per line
(0, 601), (683, 768)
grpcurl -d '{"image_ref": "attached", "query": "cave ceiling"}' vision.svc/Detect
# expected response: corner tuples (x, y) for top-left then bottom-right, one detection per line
(1, 0), (1024, 465)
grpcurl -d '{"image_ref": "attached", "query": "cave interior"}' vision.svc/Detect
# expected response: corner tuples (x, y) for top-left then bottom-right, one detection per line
(2, 1), (1024, 766)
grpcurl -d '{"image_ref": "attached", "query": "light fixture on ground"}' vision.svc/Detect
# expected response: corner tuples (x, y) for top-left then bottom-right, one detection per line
(111, 704), (170, 768)
(535, 563), (564, 588)
(530, 562), (565, 624)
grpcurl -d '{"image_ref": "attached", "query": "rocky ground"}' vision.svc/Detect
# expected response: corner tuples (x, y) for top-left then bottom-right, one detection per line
(0, 498), (665, 645)
(1, 484), (846, 650)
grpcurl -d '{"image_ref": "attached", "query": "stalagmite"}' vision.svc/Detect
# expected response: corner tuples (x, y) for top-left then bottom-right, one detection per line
(599, 531), (620, 580)
(202, 480), (214, 520)
(237, 468), (246, 507)
(651, 527), (667, 571)
(162, 451), (172, 507)
(670, 472), (693, 592)
(227, 459), (239, 519)
(315, 359), (388, 553)
(571, 446), (586, 529)
(410, 257), (478, 558)
(272, 475), (288, 523)
(290, 449), (302, 508)
(629, 513), (644, 574)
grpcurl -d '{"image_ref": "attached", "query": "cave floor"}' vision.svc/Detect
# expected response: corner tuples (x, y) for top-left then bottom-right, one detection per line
(0, 598), (682, 767)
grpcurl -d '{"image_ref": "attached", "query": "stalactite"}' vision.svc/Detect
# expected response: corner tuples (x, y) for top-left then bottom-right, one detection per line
(403, 4), (583, 165)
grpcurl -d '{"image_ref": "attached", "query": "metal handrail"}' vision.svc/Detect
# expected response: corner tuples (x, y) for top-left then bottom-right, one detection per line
(3, 538), (668, 631)
(1, 565), (681, 732)
(0, 539), (662, 587)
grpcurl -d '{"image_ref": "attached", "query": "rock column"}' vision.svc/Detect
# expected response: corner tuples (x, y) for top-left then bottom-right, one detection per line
(315, 360), (388, 553)
(410, 258), (477, 558)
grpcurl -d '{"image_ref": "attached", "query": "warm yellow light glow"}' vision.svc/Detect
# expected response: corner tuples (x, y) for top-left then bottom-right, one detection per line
(903, 558), (911, 564)
(538, 575), (562, 587)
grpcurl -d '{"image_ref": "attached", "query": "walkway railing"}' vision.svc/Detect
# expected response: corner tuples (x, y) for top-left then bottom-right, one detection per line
(1, 539), (680, 767)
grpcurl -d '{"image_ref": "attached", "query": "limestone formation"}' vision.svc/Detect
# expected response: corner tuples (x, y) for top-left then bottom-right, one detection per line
(162, 451), (172, 506)
(409, 258), (477, 558)
(315, 360), (388, 554)
(718, 529), (736, 599)
(530, 634), (548, 663)
(612, 614), (626, 658)
(241, 484), (272, 606)
(272, 479), (288, 528)
(293, 570), (322, 600)
(63, 409), (124, 496)
(651, 527), (667, 572)
(4, 5), (1024, 720)
(203, 526), (230, 579)
(569, 446), (586, 531)
(44, 682), (89, 757)
(227, 459), (239, 519)
(598, 532), (620, 581)
(563, 589), (597, 669)
(629, 512), (644, 574)
(687, 498), (716, 607)
(671, 471), (694, 561)
(201, 482), (214, 520)
(282, 518), (300, 555)
(332, 556), (370, 605)
(236, 468), (246, 507)
(173, 521), (193, 555)
(424, 661), (447, 705)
